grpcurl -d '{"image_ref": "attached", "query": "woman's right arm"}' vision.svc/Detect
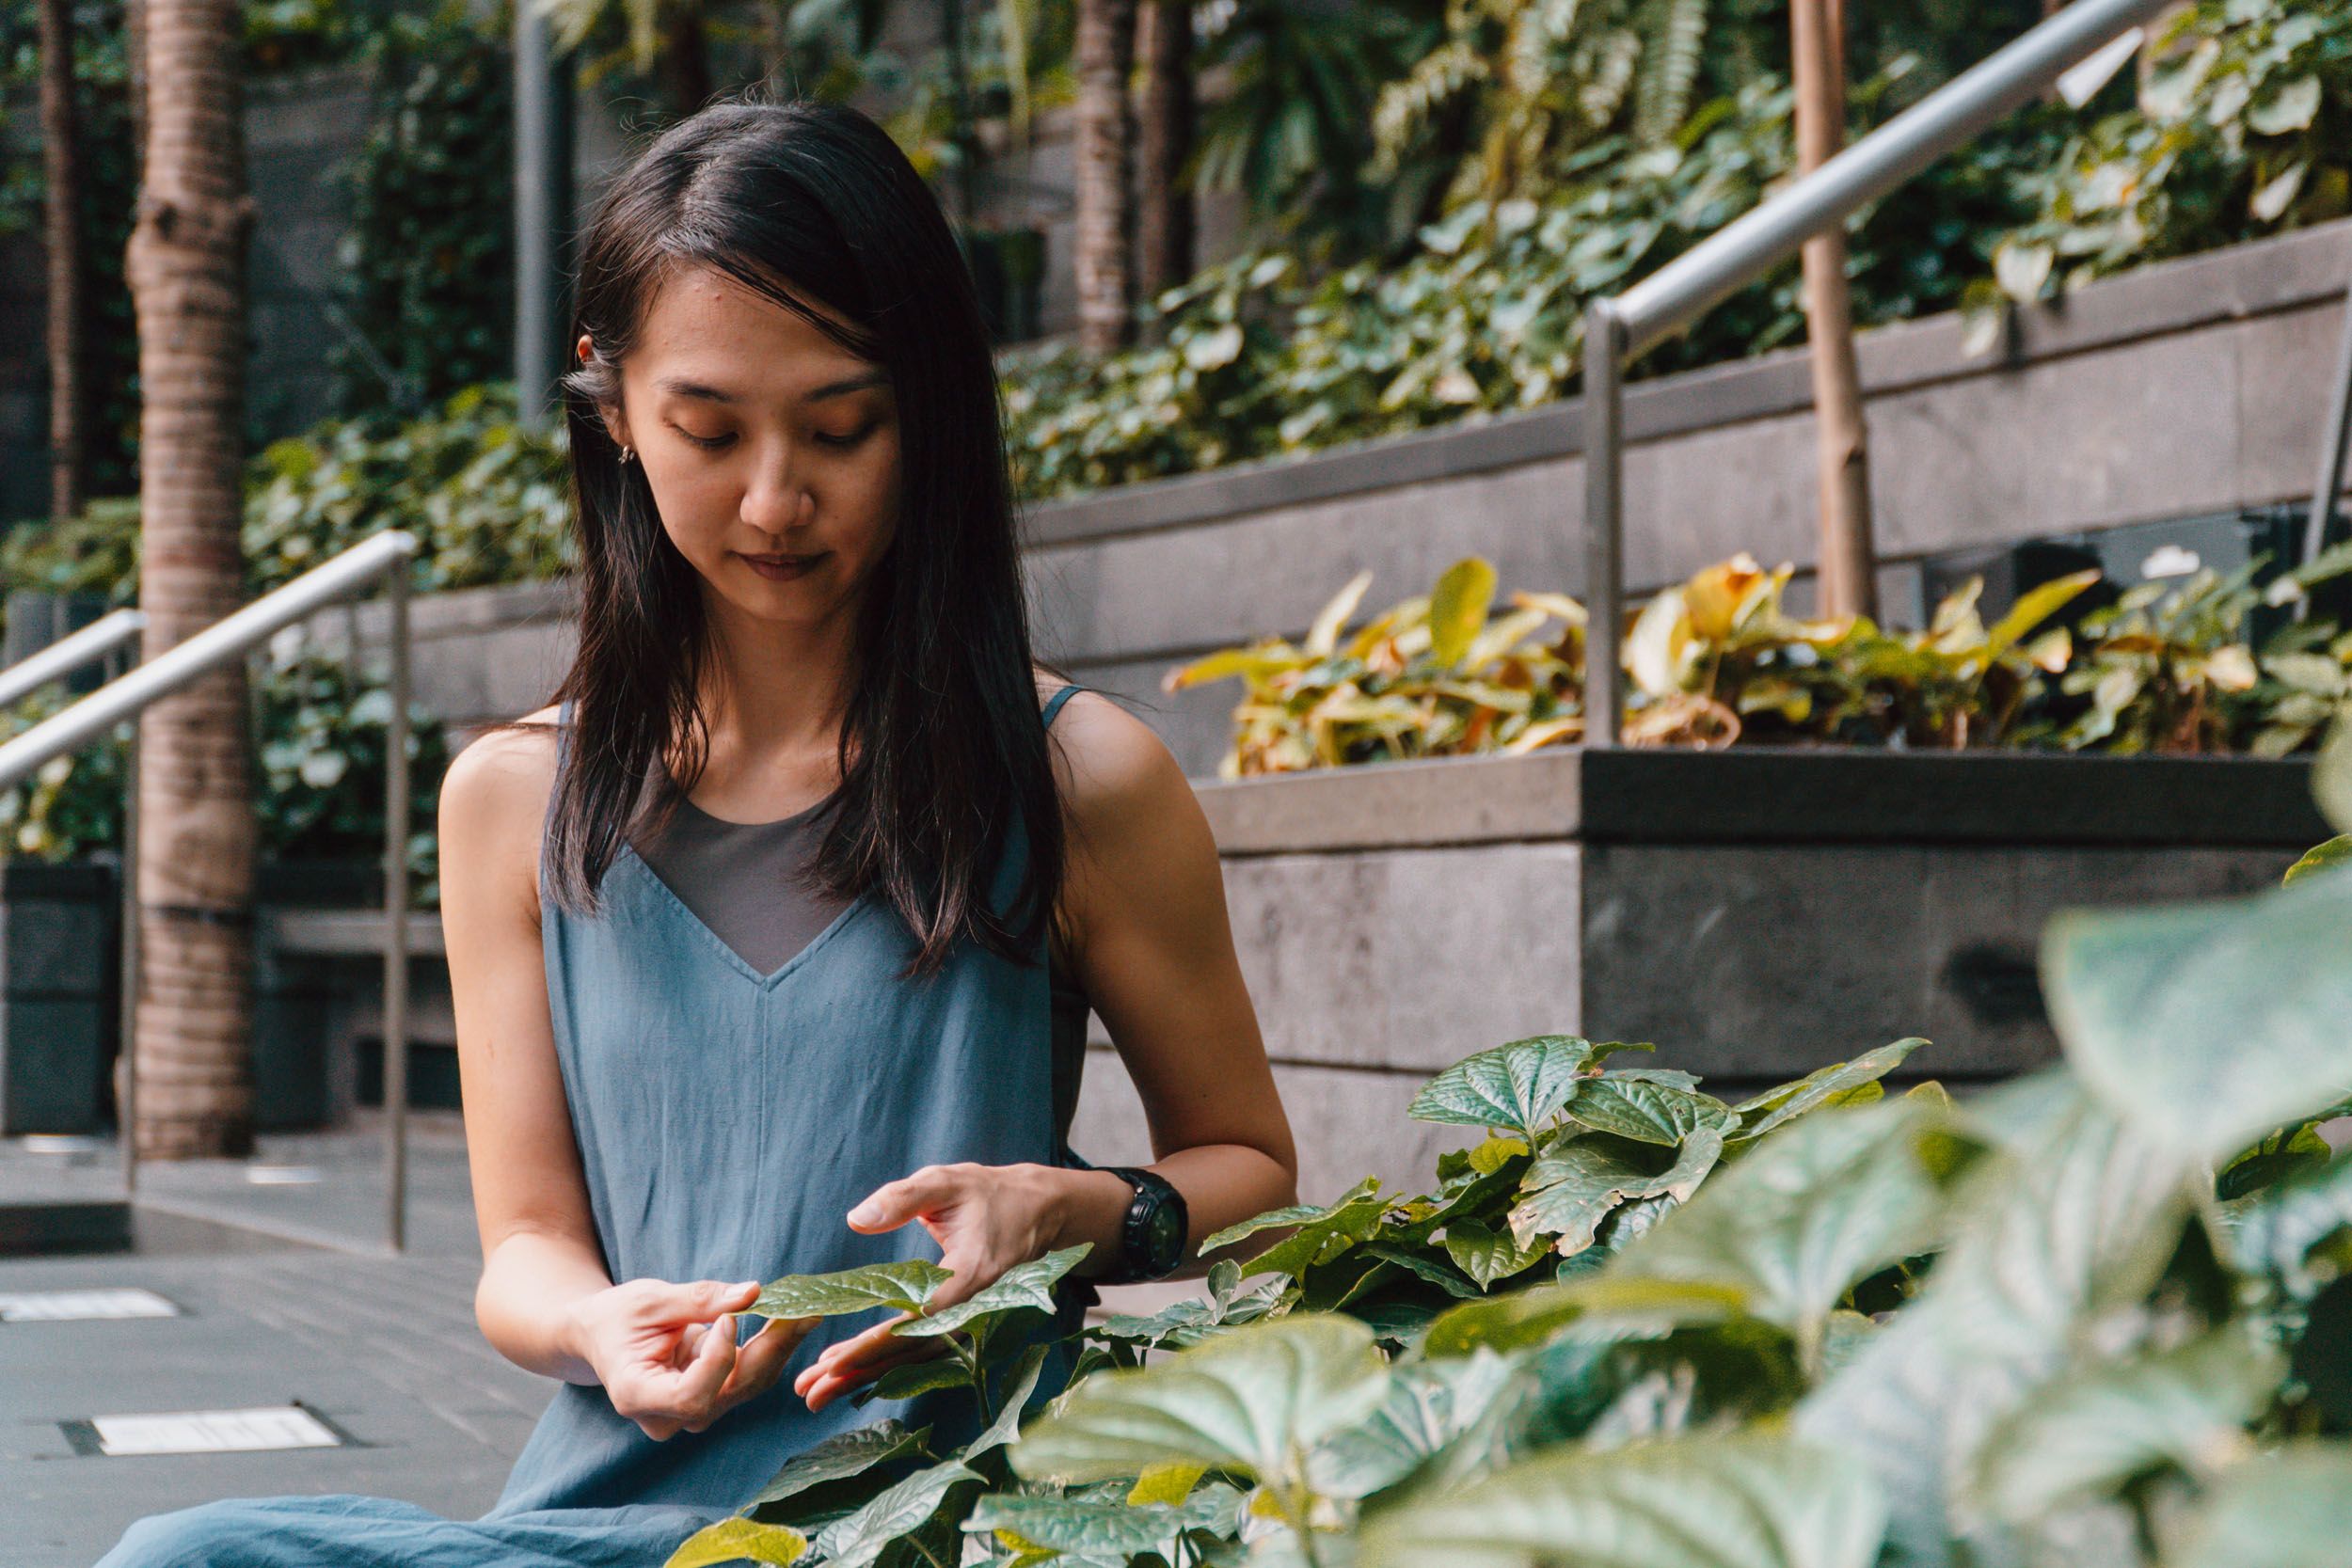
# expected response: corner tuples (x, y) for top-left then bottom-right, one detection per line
(438, 713), (817, 1435)
(438, 714), (615, 1384)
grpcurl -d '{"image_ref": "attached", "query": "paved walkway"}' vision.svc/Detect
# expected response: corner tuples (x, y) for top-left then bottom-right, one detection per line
(0, 1119), (1196, 1568)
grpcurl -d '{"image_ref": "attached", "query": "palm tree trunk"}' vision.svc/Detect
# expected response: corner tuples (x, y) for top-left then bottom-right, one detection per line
(39, 0), (85, 523)
(124, 0), (259, 1160)
(1073, 0), (1136, 353)
(1136, 0), (1195, 304)
(1792, 0), (1876, 620)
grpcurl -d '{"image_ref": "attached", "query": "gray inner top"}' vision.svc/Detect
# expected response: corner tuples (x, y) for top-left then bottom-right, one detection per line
(630, 783), (1093, 1154)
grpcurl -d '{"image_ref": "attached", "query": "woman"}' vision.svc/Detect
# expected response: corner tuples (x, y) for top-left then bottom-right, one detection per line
(98, 97), (1297, 1566)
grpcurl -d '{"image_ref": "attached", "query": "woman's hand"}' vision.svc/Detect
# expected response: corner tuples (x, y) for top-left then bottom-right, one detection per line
(793, 1161), (1077, 1413)
(566, 1277), (821, 1439)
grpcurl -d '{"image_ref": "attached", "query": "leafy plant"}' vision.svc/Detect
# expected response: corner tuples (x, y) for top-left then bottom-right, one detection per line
(660, 739), (2352, 1568)
(1170, 550), (2352, 772)
(1980, 0), (2352, 323)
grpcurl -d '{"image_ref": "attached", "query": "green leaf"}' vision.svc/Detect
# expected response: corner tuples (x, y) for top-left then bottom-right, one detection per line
(1965, 1328), (2282, 1524)
(1428, 557), (1498, 670)
(1416, 1275), (1749, 1358)
(1617, 1104), (1945, 1366)
(2043, 865), (2352, 1163)
(1443, 1215), (1552, 1289)
(894, 1245), (1092, 1338)
(1565, 1079), (1736, 1146)
(1408, 1036), (1628, 1137)
(963, 1487), (1238, 1559)
(749, 1420), (931, 1509)
(1730, 1040), (1924, 1144)
(2168, 1442), (2352, 1568)
(1357, 1432), (1886, 1568)
(1200, 1176), (1381, 1255)
(2285, 835), (2352, 888)
(1009, 1317), (1391, 1486)
(1795, 1082), (2195, 1564)
(2247, 73), (2322, 135)
(967, 1343), (1052, 1458)
(1307, 1349), (1521, 1499)
(1238, 1186), (1391, 1280)
(751, 1259), (951, 1322)
(2223, 1151), (2352, 1295)
(662, 1518), (810, 1568)
(808, 1460), (981, 1568)
(1510, 1128), (1723, 1255)
(867, 1356), (975, 1402)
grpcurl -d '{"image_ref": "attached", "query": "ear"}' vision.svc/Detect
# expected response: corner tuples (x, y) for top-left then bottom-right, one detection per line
(575, 333), (632, 451)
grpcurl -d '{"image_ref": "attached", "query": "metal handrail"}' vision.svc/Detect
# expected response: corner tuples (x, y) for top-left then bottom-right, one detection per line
(0, 608), (147, 709)
(0, 530), (420, 1251)
(1581, 0), (2182, 748)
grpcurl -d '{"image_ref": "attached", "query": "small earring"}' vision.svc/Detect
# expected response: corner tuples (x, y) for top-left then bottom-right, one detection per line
(619, 444), (636, 465)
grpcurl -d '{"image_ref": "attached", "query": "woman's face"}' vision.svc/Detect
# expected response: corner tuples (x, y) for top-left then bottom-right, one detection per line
(584, 262), (900, 631)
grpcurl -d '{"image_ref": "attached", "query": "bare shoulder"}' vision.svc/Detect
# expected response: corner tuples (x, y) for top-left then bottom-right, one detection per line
(441, 704), (563, 826)
(438, 704), (564, 919)
(1033, 675), (1189, 838)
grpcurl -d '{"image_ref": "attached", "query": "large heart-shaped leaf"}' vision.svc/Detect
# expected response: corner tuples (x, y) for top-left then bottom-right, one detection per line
(1614, 1102), (1947, 1366)
(2167, 1442), (2352, 1568)
(1409, 1037), (1637, 1136)
(1510, 1129), (1723, 1255)
(808, 1459), (981, 1568)
(1795, 1082), (2195, 1566)
(752, 1259), (951, 1322)
(2043, 866), (2352, 1163)
(1307, 1348), (1522, 1499)
(895, 1245), (1092, 1338)
(1009, 1316), (1391, 1486)
(1356, 1431), (1886, 1568)
(1565, 1080), (1737, 1146)
(1964, 1328), (2282, 1525)
(661, 1518), (810, 1568)
(1729, 1040), (1924, 1144)
(749, 1419), (931, 1509)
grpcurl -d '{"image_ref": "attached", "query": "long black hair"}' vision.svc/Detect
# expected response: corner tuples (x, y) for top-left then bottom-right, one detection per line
(544, 96), (1074, 983)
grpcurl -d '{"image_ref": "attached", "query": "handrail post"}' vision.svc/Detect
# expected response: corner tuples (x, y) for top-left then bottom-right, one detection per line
(119, 644), (142, 1199)
(384, 565), (412, 1254)
(1583, 299), (1628, 752)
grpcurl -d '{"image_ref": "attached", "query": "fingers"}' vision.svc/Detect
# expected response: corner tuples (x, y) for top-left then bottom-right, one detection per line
(710, 1315), (816, 1412)
(847, 1164), (966, 1233)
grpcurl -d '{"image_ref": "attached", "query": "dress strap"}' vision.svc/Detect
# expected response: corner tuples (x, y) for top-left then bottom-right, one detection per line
(1041, 683), (1086, 730)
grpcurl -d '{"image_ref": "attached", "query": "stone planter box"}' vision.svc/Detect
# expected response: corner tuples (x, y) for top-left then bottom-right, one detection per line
(0, 858), (400, 1134)
(1067, 748), (2331, 1205)
(0, 862), (117, 1135)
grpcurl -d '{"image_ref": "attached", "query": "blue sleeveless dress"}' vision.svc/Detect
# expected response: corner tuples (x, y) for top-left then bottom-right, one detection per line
(96, 685), (1099, 1567)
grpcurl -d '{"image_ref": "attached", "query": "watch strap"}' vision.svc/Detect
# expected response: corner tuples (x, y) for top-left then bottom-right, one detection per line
(1101, 1164), (1186, 1284)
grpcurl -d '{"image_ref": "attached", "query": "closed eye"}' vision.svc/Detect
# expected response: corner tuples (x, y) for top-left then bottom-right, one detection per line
(675, 425), (736, 451)
(815, 422), (880, 450)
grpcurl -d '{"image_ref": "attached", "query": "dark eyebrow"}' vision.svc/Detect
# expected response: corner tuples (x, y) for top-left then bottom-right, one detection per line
(654, 370), (891, 405)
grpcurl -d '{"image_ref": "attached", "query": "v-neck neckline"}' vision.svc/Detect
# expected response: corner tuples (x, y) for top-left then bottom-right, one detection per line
(616, 841), (874, 990)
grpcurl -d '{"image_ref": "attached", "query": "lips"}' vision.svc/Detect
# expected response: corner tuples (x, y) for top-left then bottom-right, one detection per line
(737, 551), (826, 580)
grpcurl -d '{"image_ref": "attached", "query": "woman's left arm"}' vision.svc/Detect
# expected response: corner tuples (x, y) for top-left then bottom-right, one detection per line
(793, 693), (1300, 1411)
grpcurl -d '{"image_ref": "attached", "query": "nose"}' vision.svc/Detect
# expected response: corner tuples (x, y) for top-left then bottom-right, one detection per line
(741, 441), (815, 536)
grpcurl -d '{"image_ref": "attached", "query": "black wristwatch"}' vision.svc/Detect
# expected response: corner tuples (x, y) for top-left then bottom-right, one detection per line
(1100, 1165), (1188, 1284)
